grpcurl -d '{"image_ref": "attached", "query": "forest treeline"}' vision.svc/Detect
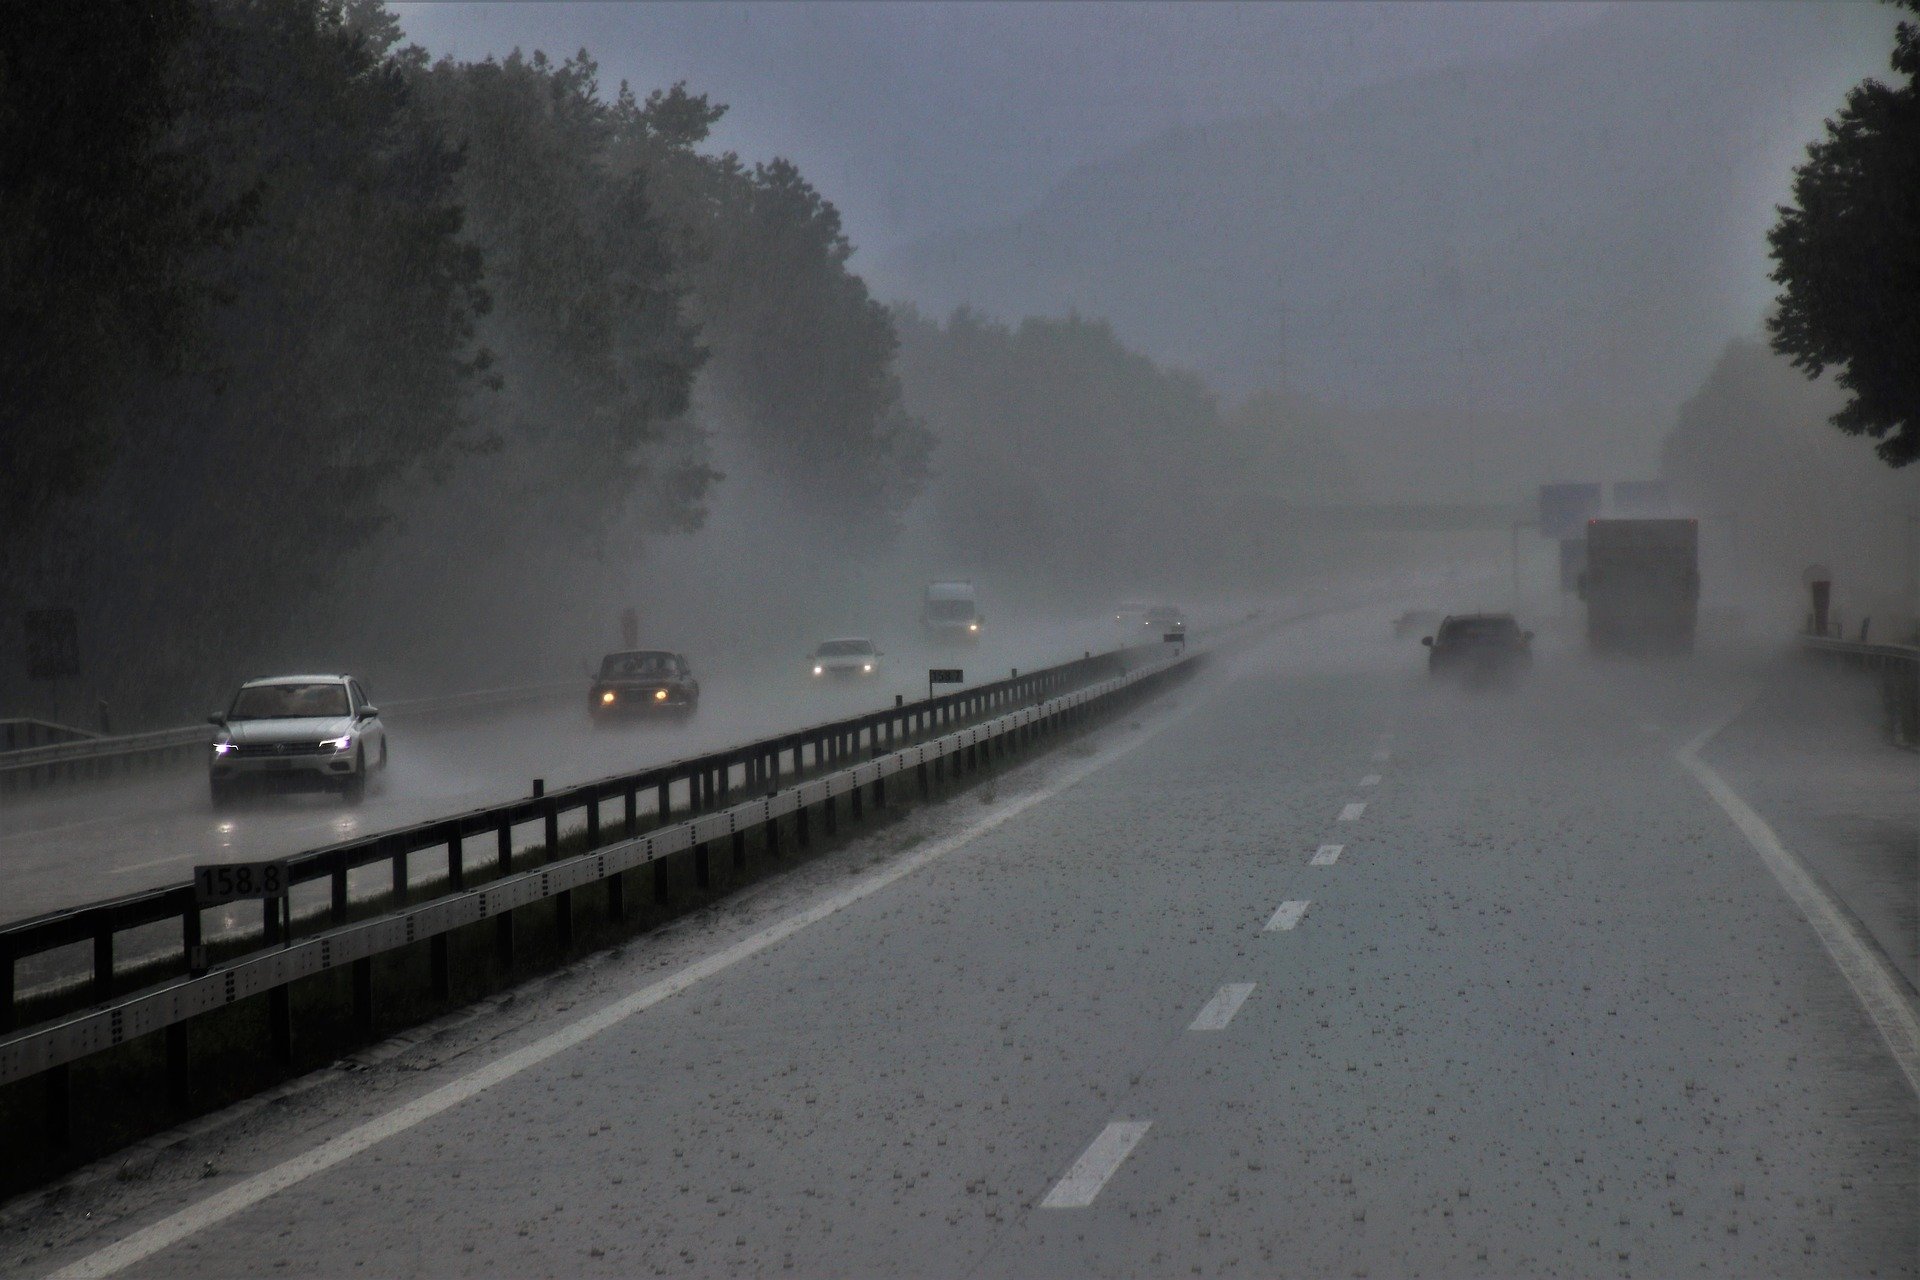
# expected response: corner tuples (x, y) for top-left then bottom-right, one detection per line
(1, 0), (1351, 727)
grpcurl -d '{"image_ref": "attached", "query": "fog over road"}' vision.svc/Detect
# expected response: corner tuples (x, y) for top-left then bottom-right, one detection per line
(16, 605), (1915, 1278)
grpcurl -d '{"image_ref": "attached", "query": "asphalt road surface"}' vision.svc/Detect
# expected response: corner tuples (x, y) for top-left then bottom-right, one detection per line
(12, 604), (1915, 1278)
(0, 612), (1151, 930)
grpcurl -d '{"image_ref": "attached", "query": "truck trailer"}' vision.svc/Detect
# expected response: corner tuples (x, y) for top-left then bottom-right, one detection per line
(1577, 518), (1699, 654)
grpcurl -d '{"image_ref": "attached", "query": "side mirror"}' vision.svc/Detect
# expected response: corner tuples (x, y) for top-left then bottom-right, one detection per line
(1421, 636), (1434, 647)
(207, 713), (225, 727)
(359, 705), (379, 719)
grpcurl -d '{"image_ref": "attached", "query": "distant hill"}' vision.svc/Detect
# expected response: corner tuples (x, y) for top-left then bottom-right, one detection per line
(874, 2), (1897, 499)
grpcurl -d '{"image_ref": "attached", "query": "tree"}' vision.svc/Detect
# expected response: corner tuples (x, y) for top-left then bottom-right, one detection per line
(0, 0), (249, 548)
(1767, 0), (1920, 467)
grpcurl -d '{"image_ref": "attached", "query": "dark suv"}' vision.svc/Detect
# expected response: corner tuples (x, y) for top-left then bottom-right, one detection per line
(1423, 613), (1533, 683)
(590, 650), (700, 720)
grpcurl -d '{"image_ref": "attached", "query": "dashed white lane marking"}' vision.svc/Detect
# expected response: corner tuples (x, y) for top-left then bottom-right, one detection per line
(1040, 1121), (1153, 1209)
(1265, 900), (1311, 931)
(47, 696), (1202, 1280)
(1358, 774), (1381, 787)
(1679, 718), (1920, 1099)
(1370, 750), (1390, 763)
(1187, 983), (1255, 1031)
(1310, 844), (1343, 866)
(1338, 802), (1366, 821)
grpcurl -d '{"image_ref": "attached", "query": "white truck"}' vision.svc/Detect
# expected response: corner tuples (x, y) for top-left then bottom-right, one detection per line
(922, 580), (983, 641)
(1577, 518), (1699, 654)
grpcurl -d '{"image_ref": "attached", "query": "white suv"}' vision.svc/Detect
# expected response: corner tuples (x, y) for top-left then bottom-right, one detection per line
(209, 675), (387, 806)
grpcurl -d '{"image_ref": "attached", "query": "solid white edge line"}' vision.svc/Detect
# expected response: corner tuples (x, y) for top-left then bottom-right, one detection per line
(1678, 708), (1920, 1099)
(49, 684), (1205, 1280)
(1039, 1120), (1152, 1208)
(1310, 844), (1343, 866)
(1187, 983), (1256, 1032)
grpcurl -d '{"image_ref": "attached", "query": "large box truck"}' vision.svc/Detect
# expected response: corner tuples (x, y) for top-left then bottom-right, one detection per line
(922, 581), (983, 641)
(1577, 518), (1699, 653)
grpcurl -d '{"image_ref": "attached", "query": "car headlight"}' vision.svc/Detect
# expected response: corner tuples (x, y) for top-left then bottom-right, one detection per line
(968, 622), (979, 632)
(319, 735), (352, 752)
(600, 690), (616, 705)
(653, 688), (668, 701)
(813, 665), (824, 676)
(212, 741), (236, 755)
(861, 663), (873, 673)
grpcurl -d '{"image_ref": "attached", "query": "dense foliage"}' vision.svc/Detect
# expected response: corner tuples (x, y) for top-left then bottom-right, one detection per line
(1768, 0), (1920, 467)
(0, 0), (926, 723)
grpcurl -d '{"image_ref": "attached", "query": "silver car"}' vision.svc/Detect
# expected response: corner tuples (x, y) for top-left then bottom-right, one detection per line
(208, 674), (388, 806)
(809, 637), (882, 679)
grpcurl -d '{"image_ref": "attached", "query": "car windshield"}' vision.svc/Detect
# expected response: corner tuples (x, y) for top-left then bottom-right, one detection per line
(229, 682), (349, 719)
(601, 652), (678, 678)
(1147, 607), (1182, 621)
(926, 599), (975, 620)
(817, 640), (873, 657)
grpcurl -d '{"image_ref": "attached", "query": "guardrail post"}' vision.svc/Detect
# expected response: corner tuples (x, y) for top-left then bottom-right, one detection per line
(586, 795), (600, 846)
(269, 984), (292, 1063)
(732, 828), (747, 873)
(352, 957), (374, 1037)
(495, 903), (515, 970)
(797, 804), (811, 848)
(652, 854), (670, 906)
(623, 786), (638, 838)
(608, 865), (626, 921)
(166, 1022), (190, 1111)
(657, 779), (671, 823)
(391, 839), (410, 904)
(448, 831), (465, 892)
(45, 1064), (71, 1146)
(850, 777), (864, 820)
(694, 842), (711, 889)
(431, 933), (451, 1000)
(331, 853), (350, 924)
(766, 813), (781, 858)
(825, 792), (838, 834)
(496, 815), (512, 874)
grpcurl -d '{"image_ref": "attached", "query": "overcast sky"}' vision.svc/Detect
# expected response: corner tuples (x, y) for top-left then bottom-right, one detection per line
(391, 1), (1612, 262)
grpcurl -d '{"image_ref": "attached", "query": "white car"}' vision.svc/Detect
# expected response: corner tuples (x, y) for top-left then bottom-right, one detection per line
(208, 674), (388, 806)
(809, 637), (882, 679)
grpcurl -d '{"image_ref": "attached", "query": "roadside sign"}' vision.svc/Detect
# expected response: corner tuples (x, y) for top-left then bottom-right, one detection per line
(928, 668), (964, 684)
(194, 860), (289, 907)
(23, 608), (79, 681)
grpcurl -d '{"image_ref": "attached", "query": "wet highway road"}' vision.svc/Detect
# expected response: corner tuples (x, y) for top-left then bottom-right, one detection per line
(0, 614), (1143, 929)
(14, 606), (1916, 1278)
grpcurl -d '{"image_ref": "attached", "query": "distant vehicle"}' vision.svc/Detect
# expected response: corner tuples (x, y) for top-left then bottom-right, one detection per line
(811, 637), (882, 679)
(590, 650), (699, 720)
(1393, 609), (1442, 640)
(1113, 601), (1151, 627)
(1423, 613), (1533, 684)
(1146, 604), (1186, 634)
(923, 580), (983, 640)
(208, 674), (386, 806)
(1578, 518), (1699, 654)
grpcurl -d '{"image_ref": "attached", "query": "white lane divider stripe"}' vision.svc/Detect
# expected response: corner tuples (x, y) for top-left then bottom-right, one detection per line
(1371, 749), (1390, 763)
(1358, 774), (1381, 787)
(48, 693), (1206, 1280)
(1187, 983), (1255, 1032)
(1265, 900), (1310, 931)
(1679, 720), (1920, 1098)
(1311, 844), (1343, 866)
(1338, 802), (1366, 821)
(1040, 1121), (1152, 1209)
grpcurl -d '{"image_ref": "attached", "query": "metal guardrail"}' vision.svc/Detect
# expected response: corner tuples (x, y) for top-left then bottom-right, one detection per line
(0, 648), (1145, 1037)
(1802, 634), (1920, 749)
(0, 643), (1189, 1130)
(0, 681), (580, 793)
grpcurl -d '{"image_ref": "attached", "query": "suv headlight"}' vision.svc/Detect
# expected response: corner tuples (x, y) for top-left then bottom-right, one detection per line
(319, 735), (353, 752)
(653, 688), (668, 701)
(212, 740), (236, 755)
